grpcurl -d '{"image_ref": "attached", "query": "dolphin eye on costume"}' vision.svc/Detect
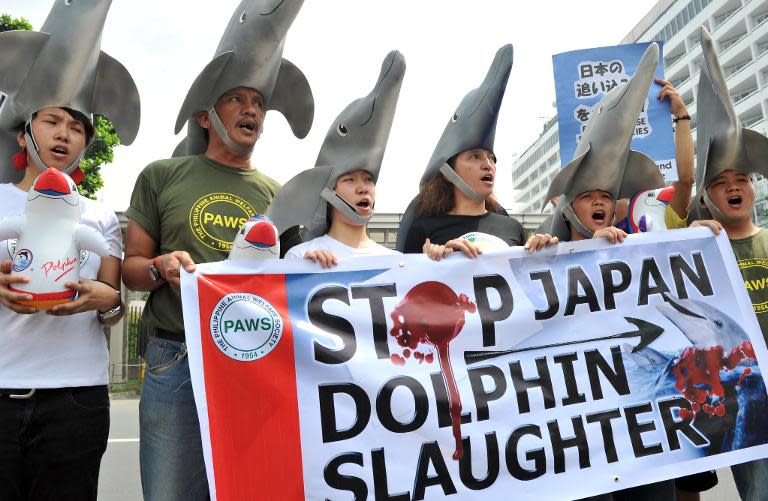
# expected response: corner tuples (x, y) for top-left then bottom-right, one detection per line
(451, 112), (458, 123)
(714, 319), (723, 328)
(239, 11), (247, 23)
(64, 0), (73, 6)
(337, 124), (348, 137)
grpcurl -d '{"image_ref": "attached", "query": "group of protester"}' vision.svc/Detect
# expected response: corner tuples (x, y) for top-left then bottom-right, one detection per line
(0, 1), (767, 501)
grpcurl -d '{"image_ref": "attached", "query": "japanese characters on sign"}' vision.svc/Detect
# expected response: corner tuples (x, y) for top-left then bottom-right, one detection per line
(554, 42), (677, 182)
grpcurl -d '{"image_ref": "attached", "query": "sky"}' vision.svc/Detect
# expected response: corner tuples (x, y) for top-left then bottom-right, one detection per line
(3, 0), (661, 213)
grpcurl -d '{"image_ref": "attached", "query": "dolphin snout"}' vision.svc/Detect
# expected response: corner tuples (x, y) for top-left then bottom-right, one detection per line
(606, 42), (658, 112)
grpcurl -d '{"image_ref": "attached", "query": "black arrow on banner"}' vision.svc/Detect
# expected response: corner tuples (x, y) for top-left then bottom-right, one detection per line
(463, 317), (664, 365)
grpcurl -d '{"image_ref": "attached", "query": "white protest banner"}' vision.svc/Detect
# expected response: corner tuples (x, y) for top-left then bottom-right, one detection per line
(181, 228), (768, 500)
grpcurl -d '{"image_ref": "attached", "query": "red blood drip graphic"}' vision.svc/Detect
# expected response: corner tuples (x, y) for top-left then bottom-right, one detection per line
(738, 368), (753, 388)
(672, 341), (755, 418)
(389, 281), (477, 460)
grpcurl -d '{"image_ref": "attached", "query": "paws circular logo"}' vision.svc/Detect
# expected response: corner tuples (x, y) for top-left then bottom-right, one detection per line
(189, 193), (256, 252)
(209, 293), (283, 361)
(739, 257), (768, 315)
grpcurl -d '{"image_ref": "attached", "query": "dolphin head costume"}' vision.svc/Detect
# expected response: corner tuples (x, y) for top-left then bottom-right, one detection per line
(172, 0), (314, 157)
(536, 42), (664, 241)
(0, 0), (141, 184)
(693, 26), (768, 222)
(266, 50), (406, 240)
(394, 44), (513, 252)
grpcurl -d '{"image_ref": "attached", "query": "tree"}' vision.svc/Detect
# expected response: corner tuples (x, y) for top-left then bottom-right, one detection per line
(1, 14), (120, 199)
(0, 14), (31, 31)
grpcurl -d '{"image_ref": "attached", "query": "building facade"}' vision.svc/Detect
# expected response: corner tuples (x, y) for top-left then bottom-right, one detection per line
(512, 0), (768, 225)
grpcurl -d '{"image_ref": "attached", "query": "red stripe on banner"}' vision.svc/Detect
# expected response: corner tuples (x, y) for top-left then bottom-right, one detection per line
(196, 273), (304, 500)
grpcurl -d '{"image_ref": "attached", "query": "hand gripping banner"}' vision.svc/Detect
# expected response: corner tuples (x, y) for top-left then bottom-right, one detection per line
(180, 228), (768, 500)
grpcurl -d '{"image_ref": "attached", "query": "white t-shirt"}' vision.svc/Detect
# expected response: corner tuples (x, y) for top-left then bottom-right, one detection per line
(0, 183), (122, 388)
(286, 234), (399, 260)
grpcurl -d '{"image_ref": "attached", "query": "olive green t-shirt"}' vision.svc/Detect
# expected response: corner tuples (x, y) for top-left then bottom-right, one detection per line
(731, 228), (768, 339)
(126, 154), (281, 338)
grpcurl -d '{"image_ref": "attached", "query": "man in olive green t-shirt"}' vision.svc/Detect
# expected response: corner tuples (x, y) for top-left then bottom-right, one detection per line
(123, 86), (302, 500)
(691, 171), (768, 337)
(691, 169), (768, 501)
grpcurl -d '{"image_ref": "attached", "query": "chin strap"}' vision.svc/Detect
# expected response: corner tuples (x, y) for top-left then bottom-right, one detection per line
(23, 119), (87, 184)
(208, 107), (253, 155)
(562, 202), (594, 239)
(701, 190), (736, 225)
(320, 187), (371, 225)
(439, 162), (486, 202)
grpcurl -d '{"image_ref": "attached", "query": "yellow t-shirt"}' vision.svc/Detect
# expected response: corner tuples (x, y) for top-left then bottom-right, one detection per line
(664, 205), (687, 229)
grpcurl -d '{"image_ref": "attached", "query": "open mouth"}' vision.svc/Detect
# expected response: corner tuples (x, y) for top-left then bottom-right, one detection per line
(237, 120), (259, 133)
(50, 145), (69, 156)
(591, 210), (606, 224)
(355, 199), (371, 210)
(481, 174), (494, 184)
(728, 195), (743, 208)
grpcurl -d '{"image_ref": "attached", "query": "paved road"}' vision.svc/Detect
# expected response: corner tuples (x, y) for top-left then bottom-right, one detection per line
(97, 397), (742, 500)
(99, 398), (141, 501)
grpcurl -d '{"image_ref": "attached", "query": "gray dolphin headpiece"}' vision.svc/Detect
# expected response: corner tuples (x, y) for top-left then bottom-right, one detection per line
(172, 0), (314, 157)
(266, 50), (406, 240)
(0, 0), (141, 183)
(537, 42), (664, 241)
(395, 44), (513, 251)
(693, 26), (768, 220)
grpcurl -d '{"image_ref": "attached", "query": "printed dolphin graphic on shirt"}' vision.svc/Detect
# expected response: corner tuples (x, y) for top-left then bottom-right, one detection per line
(173, 0), (314, 157)
(537, 43), (664, 240)
(228, 215), (280, 261)
(0, 0), (141, 183)
(0, 168), (109, 309)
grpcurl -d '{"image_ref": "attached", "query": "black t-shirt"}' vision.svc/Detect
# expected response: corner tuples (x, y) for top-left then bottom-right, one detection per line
(403, 212), (526, 253)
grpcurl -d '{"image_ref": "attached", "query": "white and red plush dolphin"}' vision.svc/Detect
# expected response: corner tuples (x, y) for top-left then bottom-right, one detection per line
(228, 215), (279, 261)
(0, 168), (109, 309)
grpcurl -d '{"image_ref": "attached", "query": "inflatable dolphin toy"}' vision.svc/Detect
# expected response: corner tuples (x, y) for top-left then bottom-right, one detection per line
(396, 45), (513, 251)
(693, 26), (768, 221)
(228, 215), (280, 260)
(537, 42), (664, 240)
(0, 0), (141, 183)
(266, 50), (405, 239)
(0, 168), (109, 309)
(173, 0), (314, 157)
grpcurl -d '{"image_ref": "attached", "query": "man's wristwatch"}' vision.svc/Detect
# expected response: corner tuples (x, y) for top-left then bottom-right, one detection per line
(149, 257), (164, 282)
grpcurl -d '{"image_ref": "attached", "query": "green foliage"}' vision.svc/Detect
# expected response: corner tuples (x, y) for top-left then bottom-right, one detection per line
(0, 14), (31, 32)
(0, 13), (119, 200)
(79, 115), (121, 199)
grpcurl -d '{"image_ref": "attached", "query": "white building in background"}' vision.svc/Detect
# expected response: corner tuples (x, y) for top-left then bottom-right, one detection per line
(512, 0), (768, 224)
